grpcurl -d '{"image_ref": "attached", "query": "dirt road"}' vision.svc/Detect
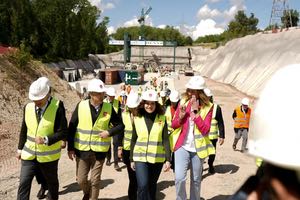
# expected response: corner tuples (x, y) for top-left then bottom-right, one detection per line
(0, 73), (257, 200)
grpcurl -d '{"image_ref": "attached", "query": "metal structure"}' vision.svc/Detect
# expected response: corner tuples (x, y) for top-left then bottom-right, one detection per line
(138, 7), (152, 62)
(269, 0), (292, 30)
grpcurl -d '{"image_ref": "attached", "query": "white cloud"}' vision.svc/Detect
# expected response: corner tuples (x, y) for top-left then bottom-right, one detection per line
(107, 26), (115, 35)
(123, 16), (153, 27)
(88, 0), (115, 10)
(157, 24), (167, 29)
(197, 4), (222, 20)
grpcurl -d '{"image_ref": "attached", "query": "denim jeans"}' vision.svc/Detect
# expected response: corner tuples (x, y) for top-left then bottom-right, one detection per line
(174, 147), (204, 200)
(135, 161), (163, 200)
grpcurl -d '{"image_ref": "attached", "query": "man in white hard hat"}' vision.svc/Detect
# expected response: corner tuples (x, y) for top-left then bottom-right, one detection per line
(204, 88), (225, 174)
(67, 79), (124, 200)
(158, 90), (167, 106)
(104, 87), (122, 171)
(231, 64), (300, 200)
(17, 77), (68, 200)
(232, 97), (251, 152)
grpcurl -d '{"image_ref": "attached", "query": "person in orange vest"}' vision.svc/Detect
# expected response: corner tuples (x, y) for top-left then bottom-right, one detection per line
(232, 97), (251, 153)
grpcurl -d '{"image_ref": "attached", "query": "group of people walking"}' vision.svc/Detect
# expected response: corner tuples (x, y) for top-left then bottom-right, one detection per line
(17, 74), (256, 200)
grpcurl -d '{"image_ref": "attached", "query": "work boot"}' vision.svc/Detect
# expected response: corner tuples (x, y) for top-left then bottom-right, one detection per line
(82, 193), (90, 200)
(208, 165), (215, 174)
(232, 138), (238, 150)
(37, 187), (47, 199)
(114, 163), (121, 171)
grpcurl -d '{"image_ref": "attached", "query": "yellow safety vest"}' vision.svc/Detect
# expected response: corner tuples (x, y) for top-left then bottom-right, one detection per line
(21, 98), (61, 163)
(170, 101), (215, 158)
(208, 104), (219, 140)
(133, 115), (166, 163)
(122, 111), (133, 151)
(104, 98), (119, 113)
(74, 100), (112, 152)
(165, 106), (174, 133)
(234, 106), (251, 128)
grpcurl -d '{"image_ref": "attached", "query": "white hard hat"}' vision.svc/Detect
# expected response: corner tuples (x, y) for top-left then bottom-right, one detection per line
(106, 87), (116, 97)
(204, 88), (213, 97)
(248, 64), (300, 171)
(29, 77), (50, 101)
(141, 90), (158, 102)
(241, 97), (249, 106)
(169, 90), (180, 103)
(185, 76), (206, 90)
(126, 92), (141, 108)
(160, 90), (166, 97)
(87, 79), (106, 93)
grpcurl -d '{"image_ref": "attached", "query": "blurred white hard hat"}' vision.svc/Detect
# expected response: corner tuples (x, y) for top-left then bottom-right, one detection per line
(141, 90), (158, 102)
(120, 90), (127, 96)
(248, 64), (300, 171)
(185, 76), (206, 90)
(169, 90), (180, 103)
(106, 87), (116, 97)
(204, 88), (213, 97)
(160, 90), (166, 97)
(87, 79), (106, 93)
(127, 92), (141, 108)
(29, 77), (50, 101)
(241, 97), (250, 106)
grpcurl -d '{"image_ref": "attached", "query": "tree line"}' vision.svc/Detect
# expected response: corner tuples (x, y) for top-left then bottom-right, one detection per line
(0, 1), (298, 63)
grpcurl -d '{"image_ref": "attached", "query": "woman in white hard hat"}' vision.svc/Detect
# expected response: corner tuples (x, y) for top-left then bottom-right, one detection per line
(67, 78), (125, 200)
(231, 64), (300, 200)
(232, 97), (251, 152)
(17, 77), (68, 200)
(171, 76), (215, 200)
(130, 89), (171, 200)
(118, 92), (141, 200)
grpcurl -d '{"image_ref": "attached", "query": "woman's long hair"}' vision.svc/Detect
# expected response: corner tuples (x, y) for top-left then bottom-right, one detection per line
(182, 89), (210, 107)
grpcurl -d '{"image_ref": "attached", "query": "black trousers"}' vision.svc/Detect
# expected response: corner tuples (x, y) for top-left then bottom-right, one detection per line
(123, 149), (137, 200)
(208, 139), (218, 166)
(17, 159), (59, 200)
(106, 134), (119, 163)
(35, 166), (48, 189)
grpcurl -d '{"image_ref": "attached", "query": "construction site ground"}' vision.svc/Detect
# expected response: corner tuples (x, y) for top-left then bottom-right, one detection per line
(0, 72), (257, 200)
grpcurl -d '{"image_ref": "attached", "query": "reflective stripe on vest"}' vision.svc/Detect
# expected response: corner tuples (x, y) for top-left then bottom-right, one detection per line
(165, 106), (174, 133)
(133, 115), (166, 163)
(21, 98), (61, 163)
(122, 111), (133, 151)
(74, 100), (112, 152)
(209, 104), (219, 140)
(234, 106), (251, 128)
(193, 102), (216, 158)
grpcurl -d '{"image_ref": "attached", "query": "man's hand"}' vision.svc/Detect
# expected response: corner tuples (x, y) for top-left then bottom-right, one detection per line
(16, 151), (21, 160)
(99, 131), (110, 139)
(61, 141), (67, 149)
(219, 138), (224, 145)
(131, 162), (136, 171)
(118, 147), (123, 159)
(35, 136), (44, 144)
(68, 150), (76, 161)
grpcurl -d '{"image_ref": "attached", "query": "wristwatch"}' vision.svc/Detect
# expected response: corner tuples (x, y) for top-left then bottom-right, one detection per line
(193, 110), (198, 114)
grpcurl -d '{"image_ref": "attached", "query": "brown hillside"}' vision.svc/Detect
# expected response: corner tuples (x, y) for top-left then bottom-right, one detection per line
(0, 55), (80, 160)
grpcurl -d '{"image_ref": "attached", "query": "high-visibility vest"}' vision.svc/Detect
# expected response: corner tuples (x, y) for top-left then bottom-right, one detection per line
(104, 98), (119, 113)
(234, 106), (251, 129)
(133, 115), (166, 163)
(170, 101), (215, 158)
(122, 111), (133, 151)
(74, 100), (112, 152)
(21, 98), (62, 163)
(165, 106), (174, 133)
(208, 104), (219, 140)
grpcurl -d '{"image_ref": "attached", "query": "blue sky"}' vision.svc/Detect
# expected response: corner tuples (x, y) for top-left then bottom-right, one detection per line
(89, 0), (300, 39)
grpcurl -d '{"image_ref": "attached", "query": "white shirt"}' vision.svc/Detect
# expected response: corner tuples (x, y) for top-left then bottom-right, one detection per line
(182, 113), (196, 152)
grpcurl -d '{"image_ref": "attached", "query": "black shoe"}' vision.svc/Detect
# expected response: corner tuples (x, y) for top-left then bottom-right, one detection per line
(208, 165), (215, 174)
(37, 187), (47, 199)
(232, 144), (236, 150)
(106, 160), (111, 166)
(82, 193), (90, 200)
(114, 163), (121, 171)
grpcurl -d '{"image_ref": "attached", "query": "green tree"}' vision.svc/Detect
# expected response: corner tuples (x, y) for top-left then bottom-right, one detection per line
(0, 0), (12, 44)
(281, 9), (299, 27)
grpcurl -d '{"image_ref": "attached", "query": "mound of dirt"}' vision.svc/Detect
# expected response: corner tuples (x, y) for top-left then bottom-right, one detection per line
(0, 55), (80, 160)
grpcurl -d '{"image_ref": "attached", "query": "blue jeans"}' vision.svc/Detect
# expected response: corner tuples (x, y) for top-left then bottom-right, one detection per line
(135, 161), (163, 200)
(174, 147), (204, 200)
